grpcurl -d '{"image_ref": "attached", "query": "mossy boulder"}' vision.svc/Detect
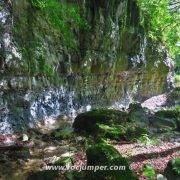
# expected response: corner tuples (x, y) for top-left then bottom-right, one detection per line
(86, 142), (137, 180)
(125, 123), (148, 141)
(27, 170), (59, 180)
(97, 123), (148, 141)
(128, 102), (142, 111)
(164, 158), (180, 180)
(155, 108), (180, 131)
(73, 109), (128, 133)
(155, 109), (180, 119)
(170, 87), (180, 103)
(97, 124), (126, 140)
(128, 103), (149, 127)
(86, 142), (120, 165)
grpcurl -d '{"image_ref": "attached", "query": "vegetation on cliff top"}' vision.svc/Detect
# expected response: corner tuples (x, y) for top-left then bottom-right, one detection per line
(137, 0), (180, 57)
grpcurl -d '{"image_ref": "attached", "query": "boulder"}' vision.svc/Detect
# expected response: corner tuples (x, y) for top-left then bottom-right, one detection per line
(169, 87), (180, 104)
(86, 142), (137, 180)
(154, 108), (180, 131)
(73, 109), (128, 132)
(164, 158), (180, 180)
(128, 103), (149, 127)
(27, 170), (59, 180)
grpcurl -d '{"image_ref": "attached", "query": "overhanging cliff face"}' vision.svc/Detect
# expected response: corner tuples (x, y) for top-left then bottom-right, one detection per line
(0, 0), (171, 134)
(2, 0), (169, 75)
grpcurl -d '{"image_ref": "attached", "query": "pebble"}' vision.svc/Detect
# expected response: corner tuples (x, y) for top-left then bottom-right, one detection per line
(157, 174), (167, 180)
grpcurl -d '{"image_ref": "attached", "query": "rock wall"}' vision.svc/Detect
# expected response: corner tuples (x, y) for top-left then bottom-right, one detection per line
(0, 0), (172, 133)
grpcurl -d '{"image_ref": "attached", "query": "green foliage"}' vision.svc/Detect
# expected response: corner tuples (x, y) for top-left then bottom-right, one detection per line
(175, 74), (180, 86)
(137, 0), (180, 57)
(142, 165), (156, 179)
(164, 158), (180, 180)
(138, 134), (159, 146)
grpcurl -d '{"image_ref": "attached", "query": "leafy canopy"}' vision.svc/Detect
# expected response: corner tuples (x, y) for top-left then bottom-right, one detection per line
(137, 0), (180, 58)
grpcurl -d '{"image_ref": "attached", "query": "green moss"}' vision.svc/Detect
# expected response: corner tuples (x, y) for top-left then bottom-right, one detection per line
(85, 142), (137, 180)
(97, 124), (126, 140)
(51, 127), (74, 139)
(65, 142), (136, 180)
(164, 158), (180, 180)
(175, 75), (180, 86)
(97, 123), (148, 141)
(27, 170), (58, 180)
(54, 157), (72, 166)
(73, 109), (128, 133)
(155, 108), (180, 131)
(153, 116), (177, 130)
(142, 164), (156, 179)
(86, 143), (120, 165)
(128, 103), (143, 111)
(125, 124), (148, 141)
(128, 103), (149, 127)
(155, 109), (180, 119)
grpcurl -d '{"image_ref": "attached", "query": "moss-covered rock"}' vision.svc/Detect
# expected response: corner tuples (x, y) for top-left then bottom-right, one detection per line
(50, 127), (74, 139)
(155, 108), (180, 131)
(170, 87), (180, 104)
(155, 109), (180, 119)
(128, 102), (142, 111)
(125, 123), (148, 141)
(85, 142), (137, 180)
(164, 158), (180, 180)
(128, 103), (149, 127)
(86, 142), (120, 165)
(97, 123), (148, 141)
(27, 170), (59, 180)
(73, 109), (128, 132)
(97, 124), (126, 140)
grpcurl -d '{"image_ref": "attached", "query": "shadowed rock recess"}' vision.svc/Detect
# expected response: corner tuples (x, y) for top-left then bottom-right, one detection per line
(0, 0), (173, 134)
